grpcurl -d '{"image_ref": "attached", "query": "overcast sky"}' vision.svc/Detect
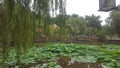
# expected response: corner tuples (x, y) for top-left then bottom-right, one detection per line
(66, 0), (120, 25)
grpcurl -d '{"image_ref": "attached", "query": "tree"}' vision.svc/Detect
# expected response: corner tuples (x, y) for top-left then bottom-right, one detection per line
(0, 0), (66, 67)
(110, 10), (120, 37)
(105, 17), (114, 38)
(85, 14), (102, 36)
(66, 14), (86, 43)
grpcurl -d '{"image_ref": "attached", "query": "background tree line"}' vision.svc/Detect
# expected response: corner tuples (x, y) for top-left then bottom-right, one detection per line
(49, 14), (103, 42)
(50, 12), (120, 41)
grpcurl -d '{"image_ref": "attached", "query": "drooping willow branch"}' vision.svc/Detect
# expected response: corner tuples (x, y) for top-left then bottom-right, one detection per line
(0, 0), (66, 66)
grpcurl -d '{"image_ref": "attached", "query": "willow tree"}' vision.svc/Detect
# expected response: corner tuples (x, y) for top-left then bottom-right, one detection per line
(0, 0), (66, 67)
(33, 0), (66, 42)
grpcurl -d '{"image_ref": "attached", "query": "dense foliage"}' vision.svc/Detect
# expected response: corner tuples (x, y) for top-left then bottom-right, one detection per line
(0, 44), (120, 68)
(105, 10), (120, 39)
(0, 0), (66, 67)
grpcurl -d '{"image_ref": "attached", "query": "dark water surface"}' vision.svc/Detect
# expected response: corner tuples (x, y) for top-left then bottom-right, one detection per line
(9, 57), (103, 68)
(60, 63), (103, 68)
(17, 62), (103, 68)
(57, 56), (103, 68)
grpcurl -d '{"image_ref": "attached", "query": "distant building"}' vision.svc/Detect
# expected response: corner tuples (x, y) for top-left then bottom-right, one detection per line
(99, 0), (117, 11)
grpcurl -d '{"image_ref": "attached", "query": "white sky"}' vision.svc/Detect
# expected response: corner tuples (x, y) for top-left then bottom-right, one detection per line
(66, 0), (120, 25)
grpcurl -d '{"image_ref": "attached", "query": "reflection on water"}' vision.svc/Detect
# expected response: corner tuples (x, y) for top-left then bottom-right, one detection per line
(0, 63), (105, 68)
(8, 56), (103, 68)
(8, 62), (103, 68)
(57, 56), (103, 68)
(18, 62), (103, 68)
(61, 62), (103, 68)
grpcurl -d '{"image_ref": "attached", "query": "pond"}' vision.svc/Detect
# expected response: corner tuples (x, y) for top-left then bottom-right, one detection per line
(12, 56), (103, 68)
(61, 63), (102, 68)
(11, 62), (103, 68)
(57, 56), (103, 68)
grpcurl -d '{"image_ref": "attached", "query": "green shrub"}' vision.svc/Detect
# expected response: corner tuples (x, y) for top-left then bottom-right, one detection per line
(96, 30), (106, 41)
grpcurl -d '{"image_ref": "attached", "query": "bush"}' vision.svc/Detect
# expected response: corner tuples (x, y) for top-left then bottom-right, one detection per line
(96, 30), (106, 41)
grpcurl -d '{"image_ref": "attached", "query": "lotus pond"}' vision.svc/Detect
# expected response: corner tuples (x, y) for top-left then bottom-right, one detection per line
(0, 44), (120, 68)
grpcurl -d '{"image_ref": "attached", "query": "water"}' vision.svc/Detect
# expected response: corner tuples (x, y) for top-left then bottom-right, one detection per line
(60, 63), (102, 68)
(57, 56), (103, 68)
(9, 56), (103, 68)
(18, 62), (103, 68)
